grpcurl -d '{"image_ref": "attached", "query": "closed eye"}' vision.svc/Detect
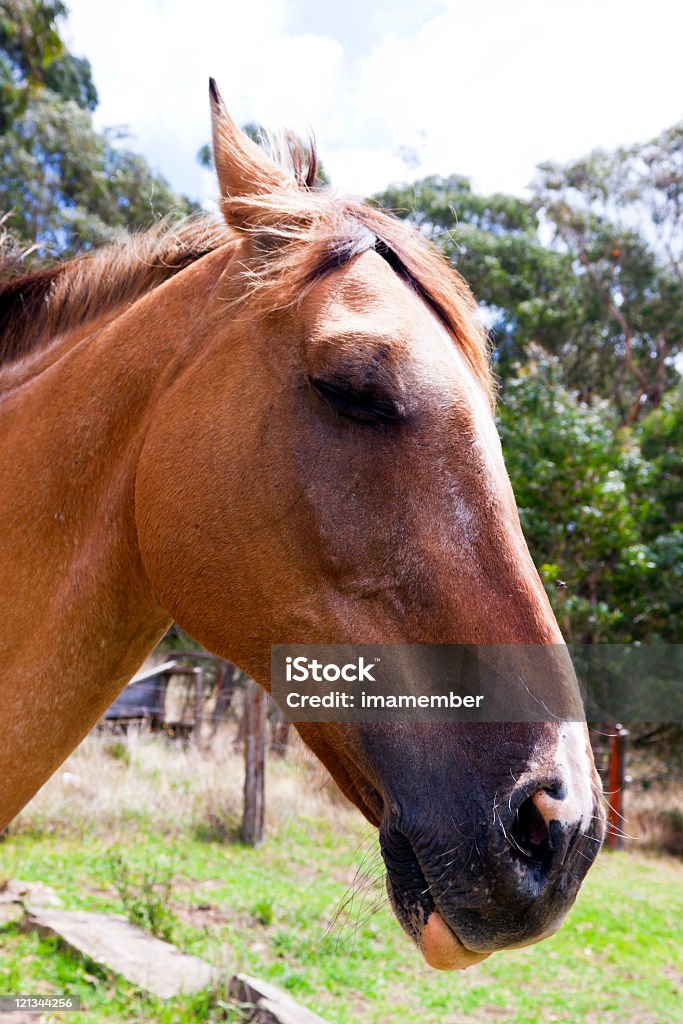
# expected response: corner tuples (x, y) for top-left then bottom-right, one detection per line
(308, 377), (401, 424)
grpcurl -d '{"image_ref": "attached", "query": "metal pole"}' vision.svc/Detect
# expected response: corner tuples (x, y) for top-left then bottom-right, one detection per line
(606, 724), (628, 850)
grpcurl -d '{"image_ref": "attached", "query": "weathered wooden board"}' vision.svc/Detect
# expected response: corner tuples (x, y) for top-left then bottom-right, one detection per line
(23, 906), (215, 999)
(15, 885), (330, 1020)
(252, 999), (329, 1024)
(230, 973), (330, 1024)
(0, 879), (62, 906)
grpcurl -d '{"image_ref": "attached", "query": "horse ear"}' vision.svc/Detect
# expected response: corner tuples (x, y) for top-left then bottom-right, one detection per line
(209, 78), (289, 233)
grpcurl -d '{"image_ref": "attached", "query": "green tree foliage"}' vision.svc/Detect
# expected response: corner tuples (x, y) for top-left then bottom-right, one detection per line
(0, 0), (95, 129)
(499, 353), (681, 645)
(42, 51), (97, 110)
(0, 0), (196, 259)
(629, 384), (683, 641)
(534, 122), (683, 423)
(1, 92), (195, 256)
(498, 351), (649, 643)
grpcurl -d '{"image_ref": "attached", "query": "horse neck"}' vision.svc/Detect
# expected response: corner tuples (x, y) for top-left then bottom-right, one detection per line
(0, 246), (234, 827)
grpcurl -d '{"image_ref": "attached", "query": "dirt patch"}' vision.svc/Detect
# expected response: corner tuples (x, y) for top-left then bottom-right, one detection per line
(0, 1014), (43, 1023)
(175, 902), (232, 928)
(583, 1011), (672, 1024)
(171, 877), (226, 893)
(659, 965), (683, 989)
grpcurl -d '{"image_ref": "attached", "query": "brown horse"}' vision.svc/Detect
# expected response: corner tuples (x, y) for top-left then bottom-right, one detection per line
(0, 81), (603, 971)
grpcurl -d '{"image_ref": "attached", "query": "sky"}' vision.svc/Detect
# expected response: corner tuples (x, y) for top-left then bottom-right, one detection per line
(64, 0), (683, 207)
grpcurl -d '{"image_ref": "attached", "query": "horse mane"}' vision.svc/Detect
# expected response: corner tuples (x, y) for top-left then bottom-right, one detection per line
(0, 138), (492, 399)
(0, 218), (230, 368)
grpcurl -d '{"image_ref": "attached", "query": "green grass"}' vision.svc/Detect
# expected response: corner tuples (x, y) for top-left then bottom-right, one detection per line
(0, 738), (681, 1023)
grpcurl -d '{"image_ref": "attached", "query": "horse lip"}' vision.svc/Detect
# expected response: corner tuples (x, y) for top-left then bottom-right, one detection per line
(421, 911), (492, 970)
(381, 824), (481, 958)
(382, 845), (491, 968)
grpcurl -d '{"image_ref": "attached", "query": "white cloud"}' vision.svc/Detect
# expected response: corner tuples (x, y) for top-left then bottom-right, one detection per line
(64, 0), (683, 202)
(339, 0), (683, 195)
(64, 0), (345, 202)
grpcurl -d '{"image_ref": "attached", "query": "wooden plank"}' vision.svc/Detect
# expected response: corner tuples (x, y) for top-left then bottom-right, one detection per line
(23, 907), (216, 999)
(229, 974), (330, 1024)
(0, 879), (62, 907)
(253, 1000), (325, 1024)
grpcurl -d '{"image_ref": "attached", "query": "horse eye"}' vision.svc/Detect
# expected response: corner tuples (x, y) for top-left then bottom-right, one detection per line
(308, 377), (401, 424)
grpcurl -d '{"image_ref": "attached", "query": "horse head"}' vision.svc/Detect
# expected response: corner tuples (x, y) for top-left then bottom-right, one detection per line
(134, 82), (604, 969)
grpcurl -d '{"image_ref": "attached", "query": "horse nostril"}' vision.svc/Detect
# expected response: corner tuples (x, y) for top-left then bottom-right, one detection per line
(510, 793), (554, 866)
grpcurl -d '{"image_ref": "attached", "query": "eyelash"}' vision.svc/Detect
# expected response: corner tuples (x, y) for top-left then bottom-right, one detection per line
(307, 377), (401, 424)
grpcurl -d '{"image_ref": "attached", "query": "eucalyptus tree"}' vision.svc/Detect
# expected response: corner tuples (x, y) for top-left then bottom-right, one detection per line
(533, 123), (683, 422)
(0, 0), (196, 260)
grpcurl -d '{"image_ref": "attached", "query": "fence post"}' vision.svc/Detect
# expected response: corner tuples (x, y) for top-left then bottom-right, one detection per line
(193, 667), (204, 746)
(211, 662), (235, 738)
(270, 701), (291, 758)
(241, 680), (267, 845)
(606, 724), (628, 850)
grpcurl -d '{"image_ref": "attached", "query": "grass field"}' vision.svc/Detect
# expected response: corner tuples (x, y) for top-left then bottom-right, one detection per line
(1, 733), (681, 1024)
